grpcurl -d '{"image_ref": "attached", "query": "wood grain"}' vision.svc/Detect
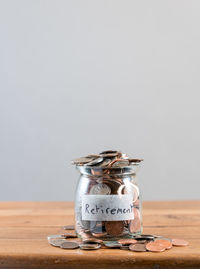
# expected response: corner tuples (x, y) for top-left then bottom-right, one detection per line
(0, 201), (199, 269)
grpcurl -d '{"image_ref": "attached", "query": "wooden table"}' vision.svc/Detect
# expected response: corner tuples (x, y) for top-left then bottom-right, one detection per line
(0, 201), (199, 269)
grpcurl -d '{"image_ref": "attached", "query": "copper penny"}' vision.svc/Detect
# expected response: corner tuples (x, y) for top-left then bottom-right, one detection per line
(172, 238), (189, 247)
(92, 232), (107, 238)
(105, 221), (124, 236)
(129, 208), (141, 233)
(82, 238), (103, 244)
(155, 239), (172, 249)
(146, 241), (166, 252)
(118, 239), (137, 245)
(63, 233), (77, 238)
(129, 243), (147, 252)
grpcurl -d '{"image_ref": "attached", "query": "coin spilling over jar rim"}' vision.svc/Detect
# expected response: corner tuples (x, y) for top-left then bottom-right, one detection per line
(72, 150), (143, 242)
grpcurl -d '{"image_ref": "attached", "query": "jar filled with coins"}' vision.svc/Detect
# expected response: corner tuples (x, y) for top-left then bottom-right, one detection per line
(72, 150), (143, 242)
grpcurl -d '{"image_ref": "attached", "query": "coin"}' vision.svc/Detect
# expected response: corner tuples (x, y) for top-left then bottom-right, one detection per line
(89, 183), (111, 195)
(146, 241), (166, 252)
(120, 245), (130, 250)
(118, 239), (137, 245)
(81, 220), (96, 230)
(79, 243), (101, 250)
(49, 238), (67, 247)
(155, 239), (172, 249)
(110, 159), (129, 168)
(136, 234), (155, 240)
(63, 225), (75, 230)
(87, 154), (100, 158)
(123, 182), (139, 202)
(129, 243), (147, 252)
(104, 241), (122, 248)
(100, 153), (119, 158)
(47, 234), (66, 241)
(100, 150), (119, 155)
(129, 208), (141, 233)
(128, 159), (143, 163)
(86, 157), (104, 166)
(63, 233), (77, 238)
(82, 238), (103, 244)
(72, 156), (95, 165)
(171, 238), (189, 247)
(60, 241), (79, 249)
(98, 158), (112, 167)
(92, 232), (107, 238)
(134, 240), (147, 244)
(105, 221), (124, 236)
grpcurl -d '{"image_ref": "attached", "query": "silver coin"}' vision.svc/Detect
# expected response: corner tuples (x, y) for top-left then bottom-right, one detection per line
(104, 241), (122, 248)
(63, 225), (75, 230)
(49, 238), (67, 247)
(89, 183), (111, 195)
(60, 241), (79, 249)
(71, 156), (95, 165)
(85, 157), (104, 166)
(86, 154), (100, 158)
(123, 182), (139, 202)
(81, 220), (96, 230)
(98, 158), (112, 167)
(79, 243), (101, 250)
(135, 234), (155, 240)
(129, 243), (147, 252)
(111, 159), (129, 168)
(47, 234), (66, 241)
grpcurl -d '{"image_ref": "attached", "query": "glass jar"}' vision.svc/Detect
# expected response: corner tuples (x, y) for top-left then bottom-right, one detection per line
(74, 164), (142, 242)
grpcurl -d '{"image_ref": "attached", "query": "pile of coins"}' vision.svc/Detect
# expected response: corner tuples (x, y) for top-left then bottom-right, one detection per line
(71, 150), (143, 170)
(47, 225), (189, 252)
(73, 150), (143, 240)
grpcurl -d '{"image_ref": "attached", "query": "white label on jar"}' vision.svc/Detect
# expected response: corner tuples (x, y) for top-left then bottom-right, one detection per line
(81, 194), (134, 221)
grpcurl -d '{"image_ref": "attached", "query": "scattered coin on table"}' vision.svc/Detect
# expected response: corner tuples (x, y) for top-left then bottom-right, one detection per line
(129, 243), (147, 252)
(79, 243), (101, 250)
(171, 238), (189, 246)
(154, 239), (172, 249)
(145, 241), (166, 252)
(63, 225), (75, 230)
(49, 238), (68, 247)
(60, 241), (79, 249)
(118, 239), (137, 245)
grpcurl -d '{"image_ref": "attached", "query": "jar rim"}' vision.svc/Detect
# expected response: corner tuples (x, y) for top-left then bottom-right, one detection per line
(76, 163), (140, 176)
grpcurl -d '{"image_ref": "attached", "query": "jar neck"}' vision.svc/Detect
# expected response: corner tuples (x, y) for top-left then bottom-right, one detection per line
(76, 164), (140, 177)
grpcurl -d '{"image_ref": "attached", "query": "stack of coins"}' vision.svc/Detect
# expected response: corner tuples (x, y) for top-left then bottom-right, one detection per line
(72, 150), (143, 241)
(47, 227), (189, 252)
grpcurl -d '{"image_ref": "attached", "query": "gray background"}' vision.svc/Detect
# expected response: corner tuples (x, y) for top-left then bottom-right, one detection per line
(0, 0), (200, 201)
